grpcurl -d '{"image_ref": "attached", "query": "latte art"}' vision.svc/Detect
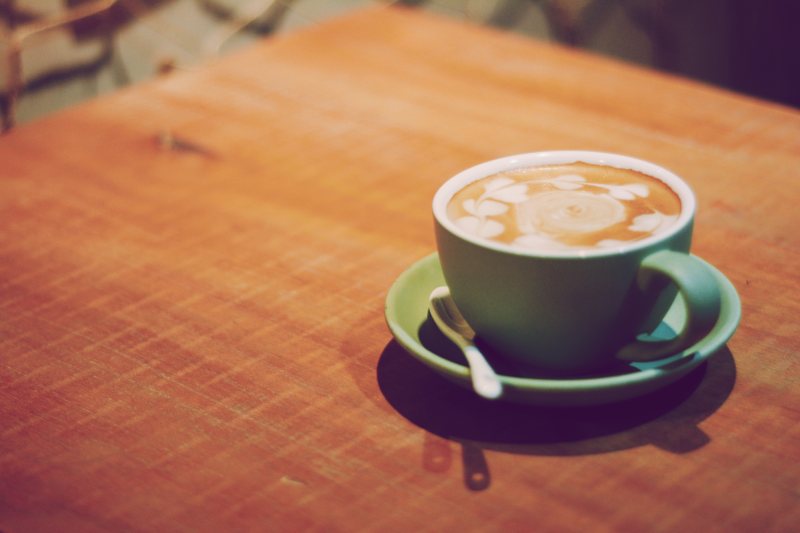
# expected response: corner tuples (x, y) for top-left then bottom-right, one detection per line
(446, 162), (682, 251)
(516, 190), (625, 235)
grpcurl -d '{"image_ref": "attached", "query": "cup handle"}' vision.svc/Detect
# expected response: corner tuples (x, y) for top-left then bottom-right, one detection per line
(616, 250), (721, 362)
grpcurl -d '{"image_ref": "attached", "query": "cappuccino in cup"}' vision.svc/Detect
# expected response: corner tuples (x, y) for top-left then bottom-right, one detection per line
(433, 151), (721, 375)
(446, 162), (682, 252)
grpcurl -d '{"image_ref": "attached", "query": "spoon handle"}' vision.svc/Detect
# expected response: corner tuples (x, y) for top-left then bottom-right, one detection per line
(462, 345), (503, 399)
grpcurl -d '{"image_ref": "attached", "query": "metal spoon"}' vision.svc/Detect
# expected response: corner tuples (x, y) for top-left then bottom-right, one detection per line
(429, 286), (503, 400)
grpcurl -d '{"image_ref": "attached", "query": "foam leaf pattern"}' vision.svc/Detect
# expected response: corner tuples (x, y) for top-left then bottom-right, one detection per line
(485, 184), (529, 203)
(554, 174), (587, 183)
(463, 199), (477, 215)
(625, 183), (649, 197)
(608, 187), (636, 200)
(484, 177), (515, 192)
(456, 215), (480, 234)
(629, 213), (664, 232)
(553, 181), (583, 190)
(479, 220), (505, 238)
(476, 199), (509, 216)
(456, 216), (505, 239)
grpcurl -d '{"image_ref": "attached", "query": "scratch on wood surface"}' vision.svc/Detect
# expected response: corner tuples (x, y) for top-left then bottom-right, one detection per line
(279, 475), (308, 487)
(156, 130), (217, 158)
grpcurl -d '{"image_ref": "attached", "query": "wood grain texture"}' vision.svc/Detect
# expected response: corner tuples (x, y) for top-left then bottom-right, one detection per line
(1, 5), (799, 532)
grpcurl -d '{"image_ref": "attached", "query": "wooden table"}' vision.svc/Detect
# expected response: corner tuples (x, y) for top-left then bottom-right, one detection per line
(2, 6), (799, 532)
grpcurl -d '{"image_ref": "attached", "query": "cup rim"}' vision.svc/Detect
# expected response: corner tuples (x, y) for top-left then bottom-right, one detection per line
(433, 151), (696, 259)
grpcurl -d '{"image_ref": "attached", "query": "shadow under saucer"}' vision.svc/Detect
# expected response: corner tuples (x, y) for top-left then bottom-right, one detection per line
(377, 339), (736, 456)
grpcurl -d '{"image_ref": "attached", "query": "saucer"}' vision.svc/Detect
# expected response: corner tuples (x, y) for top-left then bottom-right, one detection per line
(384, 253), (740, 406)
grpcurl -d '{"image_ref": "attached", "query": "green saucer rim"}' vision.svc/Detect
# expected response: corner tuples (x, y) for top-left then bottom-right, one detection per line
(384, 252), (740, 394)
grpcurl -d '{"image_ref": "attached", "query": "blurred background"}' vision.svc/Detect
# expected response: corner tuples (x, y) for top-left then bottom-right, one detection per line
(1, 0), (798, 131)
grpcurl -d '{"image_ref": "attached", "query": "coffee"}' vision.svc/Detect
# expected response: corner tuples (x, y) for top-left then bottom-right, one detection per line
(446, 162), (681, 251)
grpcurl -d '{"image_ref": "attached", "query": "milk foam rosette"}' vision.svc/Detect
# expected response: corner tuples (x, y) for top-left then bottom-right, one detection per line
(451, 172), (679, 251)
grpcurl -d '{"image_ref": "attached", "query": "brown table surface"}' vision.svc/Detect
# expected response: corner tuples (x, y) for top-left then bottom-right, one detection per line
(2, 6), (799, 532)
